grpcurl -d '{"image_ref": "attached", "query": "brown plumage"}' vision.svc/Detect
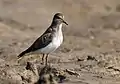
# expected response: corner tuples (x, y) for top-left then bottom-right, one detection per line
(18, 13), (68, 65)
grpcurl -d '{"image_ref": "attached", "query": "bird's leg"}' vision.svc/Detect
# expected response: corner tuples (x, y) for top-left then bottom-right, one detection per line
(45, 54), (49, 65)
(41, 54), (45, 65)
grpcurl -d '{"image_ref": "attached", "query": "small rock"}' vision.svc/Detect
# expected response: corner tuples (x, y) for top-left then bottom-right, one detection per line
(77, 58), (84, 61)
(36, 65), (58, 84)
(87, 55), (97, 61)
(66, 69), (80, 77)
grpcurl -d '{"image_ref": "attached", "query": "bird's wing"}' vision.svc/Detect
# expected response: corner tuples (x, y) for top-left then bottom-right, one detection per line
(28, 33), (53, 52)
(18, 32), (53, 58)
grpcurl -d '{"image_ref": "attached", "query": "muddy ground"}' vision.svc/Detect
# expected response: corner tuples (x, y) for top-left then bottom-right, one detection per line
(0, 0), (120, 84)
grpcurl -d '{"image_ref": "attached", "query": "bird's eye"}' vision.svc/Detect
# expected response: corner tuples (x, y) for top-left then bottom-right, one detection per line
(57, 16), (61, 19)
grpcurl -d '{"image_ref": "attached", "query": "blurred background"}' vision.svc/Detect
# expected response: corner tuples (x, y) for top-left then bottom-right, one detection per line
(0, 0), (120, 34)
(0, 0), (120, 55)
(0, 0), (120, 84)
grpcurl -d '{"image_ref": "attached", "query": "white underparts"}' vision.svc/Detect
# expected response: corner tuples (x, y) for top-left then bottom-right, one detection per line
(35, 24), (63, 54)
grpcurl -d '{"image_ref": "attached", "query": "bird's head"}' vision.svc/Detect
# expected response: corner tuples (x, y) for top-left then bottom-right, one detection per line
(53, 13), (68, 25)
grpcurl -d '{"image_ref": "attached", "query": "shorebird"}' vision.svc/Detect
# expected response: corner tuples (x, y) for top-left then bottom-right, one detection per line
(18, 13), (68, 65)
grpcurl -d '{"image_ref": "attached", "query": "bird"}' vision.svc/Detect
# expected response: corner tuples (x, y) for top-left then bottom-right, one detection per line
(18, 13), (68, 65)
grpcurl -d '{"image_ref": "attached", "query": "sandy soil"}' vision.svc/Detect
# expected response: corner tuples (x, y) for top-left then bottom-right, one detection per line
(1, 0), (120, 84)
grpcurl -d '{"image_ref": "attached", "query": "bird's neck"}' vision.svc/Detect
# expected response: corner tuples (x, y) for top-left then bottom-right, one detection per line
(58, 23), (62, 29)
(56, 23), (62, 32)
(50, 19), (63, 34)
(50, 21), (62, 30)
(50, 19), (61, 27)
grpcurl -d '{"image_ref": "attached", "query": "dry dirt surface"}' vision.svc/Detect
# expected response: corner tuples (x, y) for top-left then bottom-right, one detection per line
(1, 0), (120, 84)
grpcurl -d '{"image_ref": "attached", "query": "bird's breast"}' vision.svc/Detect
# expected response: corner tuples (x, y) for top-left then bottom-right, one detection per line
(35, 24), (63, 54)
(52, 31), (63, 47)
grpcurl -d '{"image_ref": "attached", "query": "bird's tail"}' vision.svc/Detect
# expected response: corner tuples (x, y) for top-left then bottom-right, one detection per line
(18, 51), (26, 58)
(18, 49), (30, 58)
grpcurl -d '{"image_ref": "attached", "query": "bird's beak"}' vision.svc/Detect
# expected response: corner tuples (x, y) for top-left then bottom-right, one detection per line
(62, 19), (68, 25)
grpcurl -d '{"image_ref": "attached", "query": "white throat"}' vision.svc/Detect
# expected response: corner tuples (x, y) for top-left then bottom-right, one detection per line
(57, 24), (63, 32)
(57, 23), (63, 44)
(59, 24), (63, 29)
